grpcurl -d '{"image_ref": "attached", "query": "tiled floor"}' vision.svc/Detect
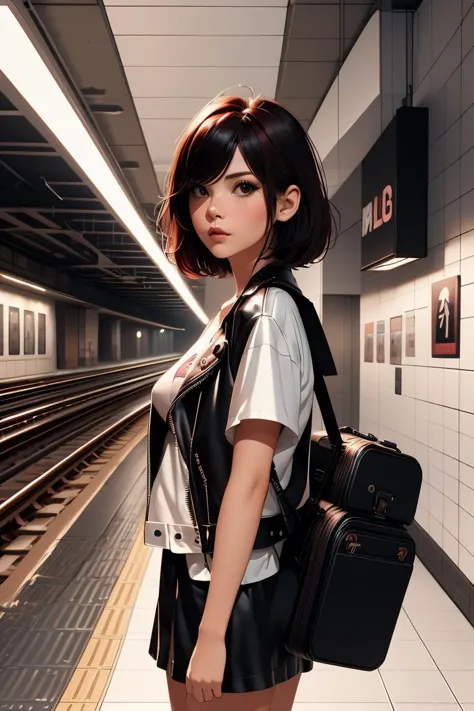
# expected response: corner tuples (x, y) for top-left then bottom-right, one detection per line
(100, 549), (474, 710)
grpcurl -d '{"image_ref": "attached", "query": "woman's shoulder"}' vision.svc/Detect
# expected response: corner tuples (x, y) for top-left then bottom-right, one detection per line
(241, 285), (300, 320)
(241, 286), (310, 365)
(263, 286), (301, 316)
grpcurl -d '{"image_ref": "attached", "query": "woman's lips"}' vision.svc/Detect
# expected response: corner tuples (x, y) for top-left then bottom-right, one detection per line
(208, 228), (229, 241)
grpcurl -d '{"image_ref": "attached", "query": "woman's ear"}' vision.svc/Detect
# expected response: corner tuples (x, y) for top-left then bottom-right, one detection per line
(275, 184), (301, 222)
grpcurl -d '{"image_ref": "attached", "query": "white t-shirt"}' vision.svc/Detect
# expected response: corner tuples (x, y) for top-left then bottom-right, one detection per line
(146, 287), (314, 584)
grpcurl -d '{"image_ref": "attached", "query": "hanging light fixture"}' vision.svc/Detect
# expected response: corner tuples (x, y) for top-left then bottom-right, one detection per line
(0, 1), (208, 324)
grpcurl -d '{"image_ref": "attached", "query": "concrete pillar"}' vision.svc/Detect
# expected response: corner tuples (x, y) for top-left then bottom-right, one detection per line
(56, 302), (80, 370)
(78, 308), (99, 367)
(151, 329), (160, 356)
(154, 328), (173, 355)
(121, 321), (141, 360)
(174, 329), (192, 353)
(140, 328), (150, 359)
(98, 315), (122, 363)
(111, 319), (121, 361)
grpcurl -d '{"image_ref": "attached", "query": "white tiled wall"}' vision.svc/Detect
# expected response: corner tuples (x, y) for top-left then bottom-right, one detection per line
(0, 285), (56, 379)
(360, 0), (474, 587)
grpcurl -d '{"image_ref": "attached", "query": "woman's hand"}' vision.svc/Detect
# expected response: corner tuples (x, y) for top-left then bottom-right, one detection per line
(186, 629), (226, 703)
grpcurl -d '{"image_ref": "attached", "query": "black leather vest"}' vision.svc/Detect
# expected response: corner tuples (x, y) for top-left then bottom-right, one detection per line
(145, 265), (337, 554)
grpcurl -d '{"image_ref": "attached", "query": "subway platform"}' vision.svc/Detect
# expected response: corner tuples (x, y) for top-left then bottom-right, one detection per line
(100, 551), (474, 711)
(0, 438), (473, 711)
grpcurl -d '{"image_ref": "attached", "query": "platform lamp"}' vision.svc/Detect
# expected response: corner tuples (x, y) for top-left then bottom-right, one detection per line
(0, 0), (208, 325)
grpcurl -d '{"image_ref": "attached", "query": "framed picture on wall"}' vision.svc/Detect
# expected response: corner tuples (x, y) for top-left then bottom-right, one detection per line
(9, 306), (20, 356)
(38, 313), (46, 355)
(406, 312), (416, 357)
(376, 321), (385, 363)
(390, 316), (402, 365)
(364, 322), (374, 362)
(0, 304), (3, 356)
(432, 276), (460, 358)
(24, 310), (35, 355)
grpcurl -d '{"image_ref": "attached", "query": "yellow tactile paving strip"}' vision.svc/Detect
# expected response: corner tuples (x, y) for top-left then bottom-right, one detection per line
(57, 521), (152, 710)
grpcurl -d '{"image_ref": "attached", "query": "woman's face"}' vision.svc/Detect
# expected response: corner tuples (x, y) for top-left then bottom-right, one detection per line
(188, 148), (268, 264)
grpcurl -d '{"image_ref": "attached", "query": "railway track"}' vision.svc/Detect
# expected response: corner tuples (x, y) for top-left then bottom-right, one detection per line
(0, 355), (177, 481)
(0, 355), (180, 418)
(0, 356), (179, 596)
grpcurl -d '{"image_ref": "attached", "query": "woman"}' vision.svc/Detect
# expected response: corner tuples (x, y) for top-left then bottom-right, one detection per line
(145, 94), (334, 710)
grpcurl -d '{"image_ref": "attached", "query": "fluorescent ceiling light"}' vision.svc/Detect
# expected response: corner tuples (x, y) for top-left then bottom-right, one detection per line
(0, 5), (208, 325)
(1, 273), (46, 292)
(371, 257), (419, 272)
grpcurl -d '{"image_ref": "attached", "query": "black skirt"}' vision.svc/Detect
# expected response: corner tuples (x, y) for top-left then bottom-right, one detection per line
(148, 545), (313, 693)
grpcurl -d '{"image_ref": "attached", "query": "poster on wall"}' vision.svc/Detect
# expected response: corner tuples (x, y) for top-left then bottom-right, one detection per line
(390, 316), (402, 365)
(406, 312), (416, 357)
(0, 304), (3, 356)
(9, 306), (20, 356)
(38, 313), (46, 355)
(24, 310), (35, 355)
(376, 321), (385, 363)
(364, 322), (374, 362)
(432, 276), (460, 358)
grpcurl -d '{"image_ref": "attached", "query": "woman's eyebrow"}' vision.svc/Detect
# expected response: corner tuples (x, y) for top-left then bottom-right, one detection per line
(224, 171), (255, 181)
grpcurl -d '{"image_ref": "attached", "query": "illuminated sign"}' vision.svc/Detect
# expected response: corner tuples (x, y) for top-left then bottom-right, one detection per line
(361, 106), (428, 271)
(362, 185), (393, 236)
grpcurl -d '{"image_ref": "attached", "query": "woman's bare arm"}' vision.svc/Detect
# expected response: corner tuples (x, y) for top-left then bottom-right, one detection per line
(198, 417), (282, 640)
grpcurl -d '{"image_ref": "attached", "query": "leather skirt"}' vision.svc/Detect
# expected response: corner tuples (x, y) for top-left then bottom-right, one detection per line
(148, 546), (313, 693)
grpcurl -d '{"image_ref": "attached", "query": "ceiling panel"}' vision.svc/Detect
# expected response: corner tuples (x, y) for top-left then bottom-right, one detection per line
(105, 0), (287, 5)
(140, 118), (191, 163)
(115, 35), (283, 68)
(277, 97), (322, 120)
(292, 0), (373, 4)
(278, 61), (337, 98)
(276, 1), (375, 132)
(288, 5), (340, 38)
(124, 66), (279, 99)
(344, 4), (378, 37)
(104, 1), (284, 201)
(134, 97), (215, 120)
(106, 6), (287, 36)
(102, 0), (375, 235)
(284, 37), (340, 62)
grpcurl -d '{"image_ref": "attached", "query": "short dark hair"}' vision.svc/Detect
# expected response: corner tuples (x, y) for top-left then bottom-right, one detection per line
(157, 96), (336, 279)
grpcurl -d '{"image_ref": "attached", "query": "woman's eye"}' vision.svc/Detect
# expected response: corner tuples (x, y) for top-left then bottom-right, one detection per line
(190, 185), (208, 198)
(235, 181), (257, 196)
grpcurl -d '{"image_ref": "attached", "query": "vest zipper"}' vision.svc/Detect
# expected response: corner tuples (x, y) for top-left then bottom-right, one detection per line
(194, 452), (210, 524)
(185, 390), (202, 540)
(147, 359), (219, 520)
(165, 349), (225, 543)
(146, 408), (153, 511)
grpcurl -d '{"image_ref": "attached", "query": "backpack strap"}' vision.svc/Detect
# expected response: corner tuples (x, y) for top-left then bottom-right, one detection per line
(225, 274), (344, 536)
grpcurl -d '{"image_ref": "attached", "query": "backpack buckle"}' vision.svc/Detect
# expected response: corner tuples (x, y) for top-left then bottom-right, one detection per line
(374, 492), (393, 517)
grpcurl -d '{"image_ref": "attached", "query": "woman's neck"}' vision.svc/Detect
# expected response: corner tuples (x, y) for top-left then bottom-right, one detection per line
(229, 256), (272, 298)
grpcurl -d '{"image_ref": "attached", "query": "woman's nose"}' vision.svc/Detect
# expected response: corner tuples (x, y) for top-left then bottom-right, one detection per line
(207, 204), (223, 221)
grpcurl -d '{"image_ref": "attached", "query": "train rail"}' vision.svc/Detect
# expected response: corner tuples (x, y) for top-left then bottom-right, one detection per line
(0, 356), (179, 596)
(0, 356), (178, 481)
(0, 355), (180, 417)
